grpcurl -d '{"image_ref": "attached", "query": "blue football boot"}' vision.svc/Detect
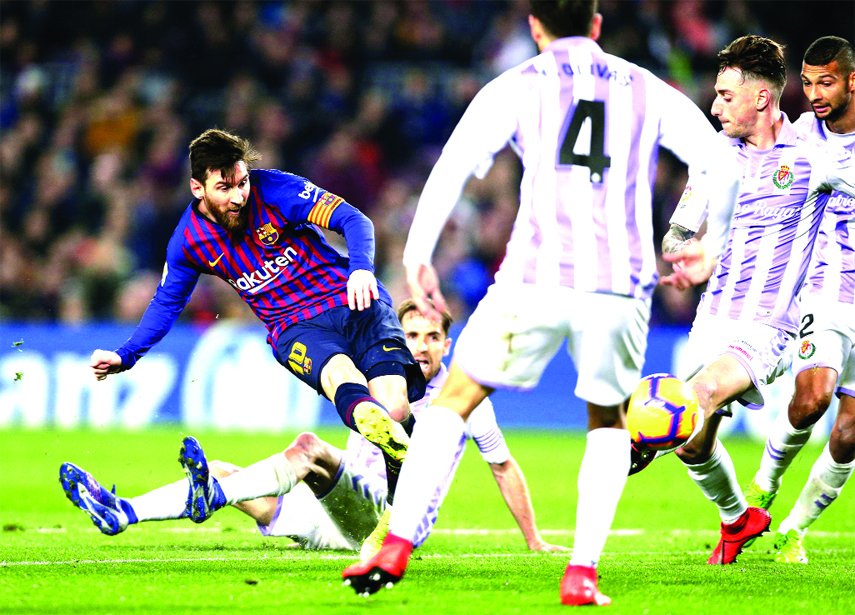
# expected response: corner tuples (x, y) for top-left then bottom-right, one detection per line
(179, 436), (226, 523)
(59, 462), (134, 535)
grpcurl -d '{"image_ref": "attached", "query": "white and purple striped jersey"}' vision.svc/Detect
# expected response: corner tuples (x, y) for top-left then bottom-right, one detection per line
(403, 36), (725, 299)
(794, 112), (855, 305)
(346, 363), (510, 476)
(696, 114), (855, 334)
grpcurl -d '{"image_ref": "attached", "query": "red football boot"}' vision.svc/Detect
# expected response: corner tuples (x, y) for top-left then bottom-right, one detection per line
(707, 506), (772, 565)
(342, 533), (413, 596)
(560, 564), (612, 606)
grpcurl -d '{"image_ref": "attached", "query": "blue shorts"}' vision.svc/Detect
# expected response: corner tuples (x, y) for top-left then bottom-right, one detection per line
(273, 302), (426, 402)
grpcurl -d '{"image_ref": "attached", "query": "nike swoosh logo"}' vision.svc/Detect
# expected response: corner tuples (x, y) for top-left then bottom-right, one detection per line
(208, 254), (224, 267)
(382, 345), (398, 351)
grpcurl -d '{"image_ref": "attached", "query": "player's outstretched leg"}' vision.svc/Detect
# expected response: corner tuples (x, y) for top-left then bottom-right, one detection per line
(59, 462), (136, 535)
(707, 506), (771, 564)
(342, 534), (413, 597)
(353, 402), (409, 463)
(560, 564), (611, 606)
(179, 436), (226, 523)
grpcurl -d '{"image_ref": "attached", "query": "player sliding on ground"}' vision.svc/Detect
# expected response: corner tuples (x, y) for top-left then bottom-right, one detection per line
(85, 128), (427, 555)
(60, 302), (566, 555)
(742, 36), (855, 565)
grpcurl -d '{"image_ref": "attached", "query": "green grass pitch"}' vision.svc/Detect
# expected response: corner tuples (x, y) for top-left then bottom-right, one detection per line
(1, 428), (853, 615)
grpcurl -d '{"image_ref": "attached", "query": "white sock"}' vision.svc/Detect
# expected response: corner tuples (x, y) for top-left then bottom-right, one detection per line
(128, 479), (189, 522)
(684, 441), (746, 524)
(218, 453), (298, 505)
(388, 405), (466, 546)
(570, 428), (630, 568)
(779, 443), (855, 536)
(754, 409), (813, 492)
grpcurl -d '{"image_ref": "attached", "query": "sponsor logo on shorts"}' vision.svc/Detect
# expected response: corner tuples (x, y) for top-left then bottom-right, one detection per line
(728, 344), (754, 361)
(798, 340), (816, 360)
(773, 164), (794, 190)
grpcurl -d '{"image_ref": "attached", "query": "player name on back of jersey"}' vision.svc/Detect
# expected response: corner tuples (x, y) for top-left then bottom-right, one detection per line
(227, 246), (299, 294)
(559, 61), (632, 86)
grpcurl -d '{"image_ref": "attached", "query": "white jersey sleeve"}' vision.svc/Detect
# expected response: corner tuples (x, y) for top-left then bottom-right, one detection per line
(655, 78), (720, 170)
(669, 133), (741, 258)
(657, 78), (730, 235)
(463, 397), (511, 465)
(402, 72), (520, 266)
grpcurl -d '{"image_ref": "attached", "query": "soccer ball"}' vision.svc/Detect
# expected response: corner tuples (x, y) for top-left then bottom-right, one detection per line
(627, 373), (699, 451)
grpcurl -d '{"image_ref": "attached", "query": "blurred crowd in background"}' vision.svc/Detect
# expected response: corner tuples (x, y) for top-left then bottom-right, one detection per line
(2, 0), (853, 330)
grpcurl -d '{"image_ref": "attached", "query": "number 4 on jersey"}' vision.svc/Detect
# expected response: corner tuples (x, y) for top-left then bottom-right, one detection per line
(558, 100), (611, 183)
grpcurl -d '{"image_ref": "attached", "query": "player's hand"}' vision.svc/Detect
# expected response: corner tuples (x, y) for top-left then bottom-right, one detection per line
(347, 269), (379, 311)
(405, 263), (446, 320)
(660, 238), (716, 290)
(527, 537), (569, 552)
(90, 349), (122, 381)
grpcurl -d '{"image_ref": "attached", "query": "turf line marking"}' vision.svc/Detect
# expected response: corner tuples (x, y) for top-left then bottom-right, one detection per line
(5, 548), (853, 567)
(1, 552), (571, 567)
(29, 527), (855, 539)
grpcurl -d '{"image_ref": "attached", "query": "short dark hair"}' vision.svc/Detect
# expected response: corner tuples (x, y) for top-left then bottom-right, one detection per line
(804, 36), (855, 75)
(718, 35), (787, 100)
(397, 299), (453, 337)
(529, 0), (598, 39)
(189, 129), (261, 183)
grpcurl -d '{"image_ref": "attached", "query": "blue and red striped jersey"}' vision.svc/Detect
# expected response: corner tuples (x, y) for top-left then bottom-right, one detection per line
(116, 169), (391, 369)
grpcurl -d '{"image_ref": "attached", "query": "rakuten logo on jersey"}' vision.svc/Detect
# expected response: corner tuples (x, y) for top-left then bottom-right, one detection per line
(228, 247), (298, 295)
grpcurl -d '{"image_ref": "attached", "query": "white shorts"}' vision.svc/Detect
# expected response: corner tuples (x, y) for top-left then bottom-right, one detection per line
(454, 283), (650, 406)
(681, 313), (793, 409)
(794, 295), (855, 400)
(257, 451), (386, 550)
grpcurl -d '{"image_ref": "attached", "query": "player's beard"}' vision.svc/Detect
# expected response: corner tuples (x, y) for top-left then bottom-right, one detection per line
(816, 97), (849, 123)
(207, 198), (249, 233)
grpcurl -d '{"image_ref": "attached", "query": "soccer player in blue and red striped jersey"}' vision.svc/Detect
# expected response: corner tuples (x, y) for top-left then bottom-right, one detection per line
(88, 129), (425, 553)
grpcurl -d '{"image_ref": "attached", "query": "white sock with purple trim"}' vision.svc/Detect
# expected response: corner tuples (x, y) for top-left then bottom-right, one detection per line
(754, 408), (813, 493)
(684, 441), (746, 524)
(778, 443), (855, 535)
(388, 405), (466, 545)
(570, 428), (630, 567)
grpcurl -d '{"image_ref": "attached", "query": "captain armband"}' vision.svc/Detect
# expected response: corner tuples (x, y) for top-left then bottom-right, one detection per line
(307, 192), (344, 227)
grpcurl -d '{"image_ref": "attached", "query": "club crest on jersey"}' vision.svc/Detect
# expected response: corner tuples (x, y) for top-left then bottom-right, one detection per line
(256, 222), (279, 246)
(772, 165), (794, 190)
(798, 340), (816, 360)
